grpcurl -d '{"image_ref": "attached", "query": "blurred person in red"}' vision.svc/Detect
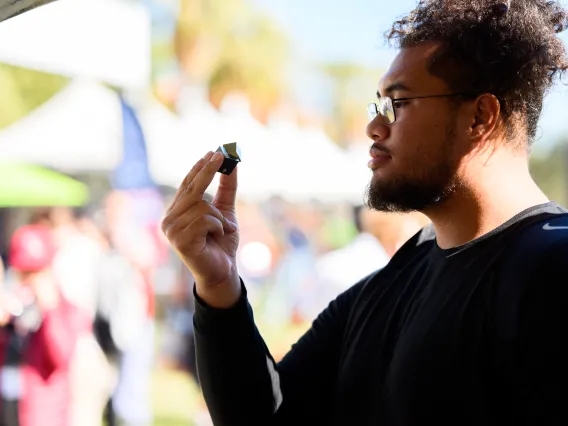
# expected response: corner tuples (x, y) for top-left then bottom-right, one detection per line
(26, 207), (117, 426)
(0, 258), (6, 327)
(48, 207), (123, 426)
(0, 225), (78, 426)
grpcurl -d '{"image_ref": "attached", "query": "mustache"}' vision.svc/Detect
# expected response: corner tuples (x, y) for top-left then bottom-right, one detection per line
(370, 142), (392, 155)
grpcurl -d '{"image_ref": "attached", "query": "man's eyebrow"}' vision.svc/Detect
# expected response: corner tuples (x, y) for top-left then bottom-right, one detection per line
(376, 82), (411, 98)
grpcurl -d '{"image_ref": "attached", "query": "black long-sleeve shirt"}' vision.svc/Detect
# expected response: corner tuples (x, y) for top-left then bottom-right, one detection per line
(194, 202), (568, 425)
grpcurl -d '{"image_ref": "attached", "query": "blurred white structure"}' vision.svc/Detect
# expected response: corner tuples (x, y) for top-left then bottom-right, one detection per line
(346, 142), (375, 198)
(295, 125), (367, 204)
(0, 0), (151, 90)
(264, 116), (367, 204)
(0, 79), (204, 184)
(143, 85), (230, 190)
(0, 76), (369, 203)
(0, 79), (123, 172)
(140, 98), (203, 188)
(146, 91), (371, 203)
(215, 93), (275, 201)
(0, 0), (371, 204)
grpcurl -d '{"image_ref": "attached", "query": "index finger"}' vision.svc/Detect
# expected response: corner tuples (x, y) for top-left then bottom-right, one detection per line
(167, 151), (214, 213)
(190, 151), (225, 199)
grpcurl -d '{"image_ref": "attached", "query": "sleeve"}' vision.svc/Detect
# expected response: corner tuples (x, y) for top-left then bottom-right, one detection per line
(501, 241), (568, 423)
(193, 277), (367, 426)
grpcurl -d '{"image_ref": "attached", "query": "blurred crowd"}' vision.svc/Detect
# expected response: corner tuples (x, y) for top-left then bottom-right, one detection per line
(0, 200), (156, 426)
(0, 191), (428, 426)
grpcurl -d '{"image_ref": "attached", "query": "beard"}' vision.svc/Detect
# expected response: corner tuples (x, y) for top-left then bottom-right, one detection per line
(366, 127), (460, 213)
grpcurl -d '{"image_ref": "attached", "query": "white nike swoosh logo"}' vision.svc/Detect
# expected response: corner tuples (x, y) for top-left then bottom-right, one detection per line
(543, 223), (568, 230)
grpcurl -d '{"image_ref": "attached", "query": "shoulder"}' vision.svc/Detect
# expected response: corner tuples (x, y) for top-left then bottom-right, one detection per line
(510, 235), (568, 343)
(496, 214), (568, 318)
(383, 224), (434, 268)
(503, 213), (568, 269)
(491, 214), (568, 297)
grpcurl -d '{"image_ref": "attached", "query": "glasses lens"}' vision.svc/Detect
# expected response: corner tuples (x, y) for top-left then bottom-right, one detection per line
(367, 103), (378, 121)
(378, 97), (395, 124)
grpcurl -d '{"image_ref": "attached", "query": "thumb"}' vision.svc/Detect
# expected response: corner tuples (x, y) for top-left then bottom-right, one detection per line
(214, 165), (238, 211)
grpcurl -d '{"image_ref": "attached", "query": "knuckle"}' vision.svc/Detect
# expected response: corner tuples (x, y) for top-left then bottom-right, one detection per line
(172, 234), (191, 252)
(193, 157), (205, 171)
(170, 223), (192, 248)
(202, 200), (221, 217)
(193, 214), (210, 227)
(163, 207), (223, 252)
(161, 218), (172, 236)
(207, 159), (219, 171)
(185, 180), (195, 193)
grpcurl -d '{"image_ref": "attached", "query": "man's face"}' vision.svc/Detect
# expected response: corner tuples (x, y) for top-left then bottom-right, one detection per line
(366, 43), (467, 213)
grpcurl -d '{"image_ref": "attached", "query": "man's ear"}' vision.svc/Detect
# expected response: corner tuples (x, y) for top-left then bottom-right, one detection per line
(469, 93), (500, 142)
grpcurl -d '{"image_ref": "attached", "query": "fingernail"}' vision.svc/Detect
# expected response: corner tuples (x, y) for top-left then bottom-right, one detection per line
(210, 152), (223, 162)
(203, 151), (214, 161)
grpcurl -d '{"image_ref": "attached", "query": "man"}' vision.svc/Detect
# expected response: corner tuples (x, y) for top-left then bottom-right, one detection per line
(162, 0), (568, 424)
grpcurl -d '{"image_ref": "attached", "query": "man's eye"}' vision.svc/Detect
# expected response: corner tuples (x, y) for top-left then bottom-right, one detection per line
(393, 101), (407, 109)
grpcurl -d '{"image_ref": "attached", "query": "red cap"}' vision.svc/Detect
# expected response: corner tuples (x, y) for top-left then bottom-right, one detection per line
(9, 225), (55, 272)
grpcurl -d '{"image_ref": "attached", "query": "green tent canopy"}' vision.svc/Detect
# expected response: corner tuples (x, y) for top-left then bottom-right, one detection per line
(0, 162), (88, 207)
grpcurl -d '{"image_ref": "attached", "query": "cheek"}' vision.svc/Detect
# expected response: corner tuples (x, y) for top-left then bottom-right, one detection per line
(391, 121), (446, 167)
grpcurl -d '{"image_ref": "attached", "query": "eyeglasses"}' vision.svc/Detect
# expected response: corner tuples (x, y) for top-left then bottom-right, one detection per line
(367, 93), (476, 124)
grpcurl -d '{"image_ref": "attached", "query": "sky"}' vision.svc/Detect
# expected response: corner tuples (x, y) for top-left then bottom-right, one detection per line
(249, 0), (406, 67)
(248, 0), (402, 117)
(248, 0), (568, 150)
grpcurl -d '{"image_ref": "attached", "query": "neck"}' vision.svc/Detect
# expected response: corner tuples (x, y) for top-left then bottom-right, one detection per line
(423, 153), (549, 249)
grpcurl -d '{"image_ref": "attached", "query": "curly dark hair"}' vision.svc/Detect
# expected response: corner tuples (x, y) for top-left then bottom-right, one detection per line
(386, 0), (568, 142)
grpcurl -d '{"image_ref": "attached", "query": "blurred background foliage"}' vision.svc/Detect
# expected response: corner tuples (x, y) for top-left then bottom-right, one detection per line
(0, 63), (68, 129)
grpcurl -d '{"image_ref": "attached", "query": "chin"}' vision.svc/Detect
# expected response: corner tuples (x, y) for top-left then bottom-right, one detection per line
(370, 167), (397, 186)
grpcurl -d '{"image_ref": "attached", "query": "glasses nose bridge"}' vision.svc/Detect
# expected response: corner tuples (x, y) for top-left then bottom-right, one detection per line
(368, 98), (395, 124)
(368, 102), (394, 125)
(367, 102), (378, 121)
(366, 104), (391, 141)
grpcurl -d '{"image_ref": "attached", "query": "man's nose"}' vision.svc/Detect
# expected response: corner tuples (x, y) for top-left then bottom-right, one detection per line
(366, 116), (389, 141)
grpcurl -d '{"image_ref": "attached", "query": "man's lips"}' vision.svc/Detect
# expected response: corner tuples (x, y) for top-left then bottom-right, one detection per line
(368, 144), (392, 169)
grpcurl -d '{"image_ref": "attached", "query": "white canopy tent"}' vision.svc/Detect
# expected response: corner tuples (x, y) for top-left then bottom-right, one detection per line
(263, 118), (368, 204)
(0, 79), (212, 184)
(0, 0), (150, 90)
(214, 94), (276, 201)
(0, 1), (367, 203)
(139, 99), (201, 188)
(143, 85), (228, 191)
(0, 79), (123, 172)
(297, 126), (368, 204)
(159, 90), (285, 201)
(0, 76), (365, 204)
(345, 142), (375, 200)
